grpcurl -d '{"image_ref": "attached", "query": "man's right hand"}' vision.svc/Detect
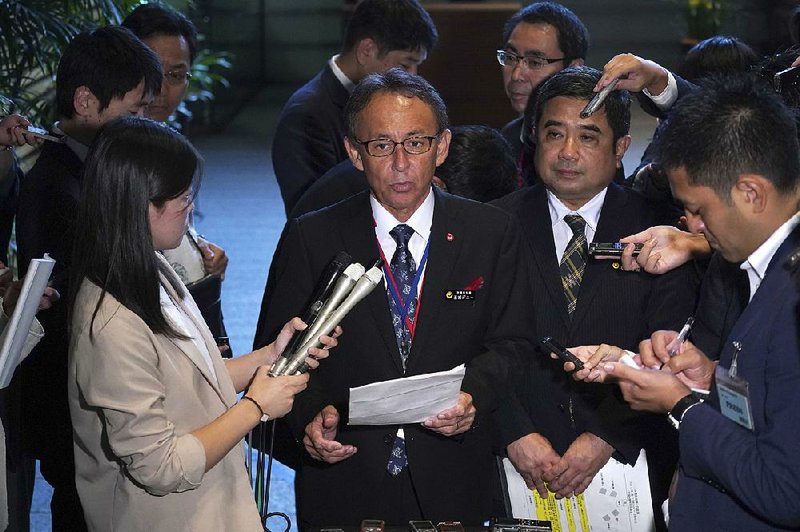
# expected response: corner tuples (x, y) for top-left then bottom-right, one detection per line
(596, 53), (670, 95)
(303, 405), (357, 463)
(620, 225), (711, 275)
(507, 432), (562, 498)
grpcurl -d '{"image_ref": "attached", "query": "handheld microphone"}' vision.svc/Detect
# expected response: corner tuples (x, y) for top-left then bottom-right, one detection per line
(279, 251), (353, 358)
(269, 262), (364, 377)
(280, 262), (383, 375)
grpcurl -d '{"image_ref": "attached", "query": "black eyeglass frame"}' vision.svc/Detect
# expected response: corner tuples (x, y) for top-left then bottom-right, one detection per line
(496, 49), (565, 71)
(353, 134), (442, 157)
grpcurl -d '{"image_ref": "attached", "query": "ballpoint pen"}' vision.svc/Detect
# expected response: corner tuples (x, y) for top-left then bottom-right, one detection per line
(660, 316), (695, 368)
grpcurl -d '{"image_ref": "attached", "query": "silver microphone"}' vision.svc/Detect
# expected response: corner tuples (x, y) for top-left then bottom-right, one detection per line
(269, 262), (364, 377)
(279, 263), (384, 376)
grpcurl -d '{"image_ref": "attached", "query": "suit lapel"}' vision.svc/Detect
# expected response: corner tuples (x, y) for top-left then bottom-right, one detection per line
(721, 224), (800, 365)
(571, 184), (629, 329)
(520, 186), (572, 330)
(406, 191), (463, 372)
(339, 193), (406, 374)
(156, 256), (231, 405)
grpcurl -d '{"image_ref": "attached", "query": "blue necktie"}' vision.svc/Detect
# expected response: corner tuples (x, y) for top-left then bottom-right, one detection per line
(388, 224), (417, 371)
(386, 224), (416, 475)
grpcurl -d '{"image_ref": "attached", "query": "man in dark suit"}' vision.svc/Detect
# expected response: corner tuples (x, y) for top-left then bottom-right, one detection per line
(496, 2), (588, 184)
(272, 0), (437, 215)
(256, 68), (534, 527)
(600, 76), (800, 530)
(14, 26), (161, 530)
(493, 66), (696, 528)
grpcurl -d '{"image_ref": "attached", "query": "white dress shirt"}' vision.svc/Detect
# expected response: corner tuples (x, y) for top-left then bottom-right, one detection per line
(547, 187), (608, 262)
(741, 212), (800, 303)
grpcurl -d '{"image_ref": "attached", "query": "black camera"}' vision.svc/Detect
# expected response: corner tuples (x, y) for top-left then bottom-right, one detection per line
(490, 517), (552, 532)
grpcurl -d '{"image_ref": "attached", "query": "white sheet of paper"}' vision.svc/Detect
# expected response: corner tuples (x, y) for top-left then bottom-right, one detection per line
(502, 449), (654, 532)
(0, 256), (55, 388)
(348, 364), (465, 425)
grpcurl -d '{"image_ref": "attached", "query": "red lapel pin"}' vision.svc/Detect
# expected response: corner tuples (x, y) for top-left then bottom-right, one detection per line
(446, 232), (454, 241)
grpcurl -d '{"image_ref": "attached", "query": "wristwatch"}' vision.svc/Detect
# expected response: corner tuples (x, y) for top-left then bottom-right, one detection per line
(668, 393), (701, 429)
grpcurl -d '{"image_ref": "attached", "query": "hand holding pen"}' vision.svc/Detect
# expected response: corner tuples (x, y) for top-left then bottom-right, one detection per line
(663, 317), (695, 363)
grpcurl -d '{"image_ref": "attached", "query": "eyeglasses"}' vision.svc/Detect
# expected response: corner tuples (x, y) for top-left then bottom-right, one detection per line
(354, 135), (439, 157)
(164, 69), (193, 86)
(176, 190), (195, 210)
(496, 50), (565, 71)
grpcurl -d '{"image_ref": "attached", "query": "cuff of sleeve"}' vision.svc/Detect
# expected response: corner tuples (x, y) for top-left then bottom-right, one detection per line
(643, 70), (678, 110)
(173, 433), (206, 491)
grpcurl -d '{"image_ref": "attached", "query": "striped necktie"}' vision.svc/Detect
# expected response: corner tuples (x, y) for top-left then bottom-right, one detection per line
(560, 214), (587, 317)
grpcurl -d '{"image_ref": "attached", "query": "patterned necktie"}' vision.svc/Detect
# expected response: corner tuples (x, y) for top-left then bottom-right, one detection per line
(388, 224), (417, 371)
(385, 224), (416, 476)
(560, 214), (587, 317)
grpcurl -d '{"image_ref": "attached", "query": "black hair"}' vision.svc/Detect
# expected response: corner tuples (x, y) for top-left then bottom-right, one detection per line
(56, 26), (163, 119)
(345, 67), (448, 140)
(532, 66), (630, 145)
(341, 0), (438, 56)
(502, 2), (589, 63)
(436, 125), (517, 202)
(71, 116), (202, 339)
(678, 36), (759, 83)
(122, 3), (199, 64)
(653, 74), (800, 200)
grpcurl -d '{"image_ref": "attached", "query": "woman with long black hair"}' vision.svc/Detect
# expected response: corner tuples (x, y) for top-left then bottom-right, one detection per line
(67, 117), (333, 530)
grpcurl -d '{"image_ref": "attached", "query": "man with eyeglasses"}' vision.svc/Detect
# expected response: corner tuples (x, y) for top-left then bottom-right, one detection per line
(492, 66), (696, 531)
(255, 68), (534, 527)
(272, 0), (438, 216)
(497, 2), (588, 172)
(123, 4), (231, 346)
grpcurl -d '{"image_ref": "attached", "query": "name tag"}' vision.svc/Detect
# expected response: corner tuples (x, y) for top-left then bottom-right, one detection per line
(445, 290), (475, 301)
(715, 365), (754, 430)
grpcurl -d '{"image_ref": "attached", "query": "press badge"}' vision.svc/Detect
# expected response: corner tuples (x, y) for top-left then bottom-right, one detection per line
(715, 341), (754, 430)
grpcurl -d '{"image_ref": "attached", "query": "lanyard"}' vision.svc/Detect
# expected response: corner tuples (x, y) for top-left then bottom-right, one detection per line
(377, 236), (430, 339)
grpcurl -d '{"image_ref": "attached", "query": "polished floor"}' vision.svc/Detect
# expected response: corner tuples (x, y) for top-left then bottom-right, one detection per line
(28, 86), (658, 531)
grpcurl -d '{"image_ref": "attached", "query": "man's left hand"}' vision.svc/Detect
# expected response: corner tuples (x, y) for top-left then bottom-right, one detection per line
(605, 362), (691, 413)
(423, 392), (475, 436)
(542, 432), (614, 499)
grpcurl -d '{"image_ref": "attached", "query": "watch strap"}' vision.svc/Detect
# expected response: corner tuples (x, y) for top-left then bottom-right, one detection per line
(668, 393), (701, 429)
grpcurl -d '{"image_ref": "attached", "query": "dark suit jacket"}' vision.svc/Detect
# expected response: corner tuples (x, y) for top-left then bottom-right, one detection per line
(493, 183), (697, 461)
(256, 188), (535, 525)
(289, 159), (367, 219)
(670, 225), (800, 531)
(636, 73), (696, 120)
(690, 251), (749, 361)
(13, 140), (82, 464)
(272, 63), (350, 216)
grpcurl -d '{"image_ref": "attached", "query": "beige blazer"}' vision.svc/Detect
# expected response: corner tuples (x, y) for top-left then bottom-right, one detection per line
(68, 258), (262, 531)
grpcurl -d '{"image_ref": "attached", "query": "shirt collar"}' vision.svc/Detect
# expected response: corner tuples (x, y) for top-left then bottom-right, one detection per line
(329, 55), (356, 93)
(370, 187), (435, 241)
(547, 187), (608, 231)
(52, 122), (89, 162)
(741, 211), (800, 295)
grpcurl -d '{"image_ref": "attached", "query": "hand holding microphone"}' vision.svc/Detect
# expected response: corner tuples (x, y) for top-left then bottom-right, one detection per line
(269, 255), (383, 376)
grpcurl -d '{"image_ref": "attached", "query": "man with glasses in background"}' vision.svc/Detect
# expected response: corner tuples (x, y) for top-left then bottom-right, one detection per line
(255, 68), (534, 527)
(497, 2), (589, 179)
(123, 4), (231, 344)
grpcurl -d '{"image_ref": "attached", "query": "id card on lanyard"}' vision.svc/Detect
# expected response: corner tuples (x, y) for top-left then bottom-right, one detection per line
(715, 341), (754, 430)
(377, 238), (431, 339)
